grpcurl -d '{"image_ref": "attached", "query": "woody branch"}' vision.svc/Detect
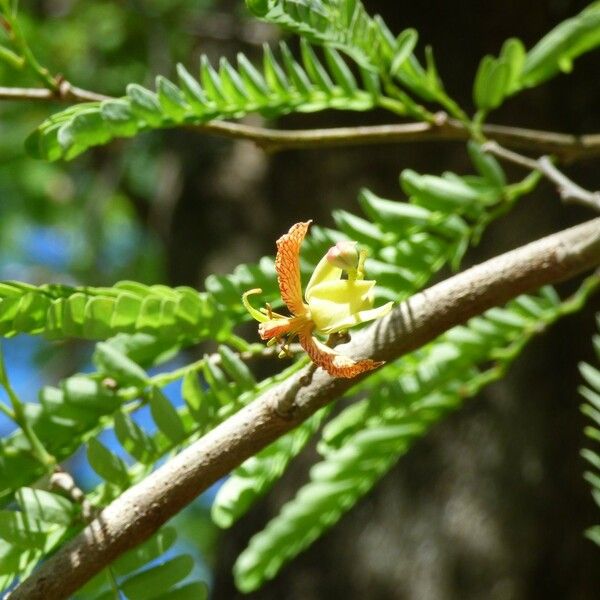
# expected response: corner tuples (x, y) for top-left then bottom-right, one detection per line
(9, 216), (600, 600)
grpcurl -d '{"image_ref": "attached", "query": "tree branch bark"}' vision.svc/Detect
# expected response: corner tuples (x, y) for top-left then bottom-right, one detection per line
(194, 118), (600, 162)
(9, 217), (600, 600)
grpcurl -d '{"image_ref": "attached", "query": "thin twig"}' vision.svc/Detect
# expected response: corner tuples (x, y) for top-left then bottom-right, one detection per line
(483, 141), (600, 212)
(10, 216), (600, 600)
(0, 83), (111, 103)
(537, 156), (600, 212)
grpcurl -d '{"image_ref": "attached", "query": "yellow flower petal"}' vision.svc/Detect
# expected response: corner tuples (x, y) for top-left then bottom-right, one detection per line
(305, 254), (342, 299)
(316, 301), (394, 334)
(307, 279), (375, 332)
(308, 278), (375, 303)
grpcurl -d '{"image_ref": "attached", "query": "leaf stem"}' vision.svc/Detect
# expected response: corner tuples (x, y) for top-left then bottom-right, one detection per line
(0, 345), (55, 469)
(1, 7), (57, 90)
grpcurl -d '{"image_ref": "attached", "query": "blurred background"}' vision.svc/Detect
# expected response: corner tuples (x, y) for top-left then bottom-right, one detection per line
(0, 0), (599, 598)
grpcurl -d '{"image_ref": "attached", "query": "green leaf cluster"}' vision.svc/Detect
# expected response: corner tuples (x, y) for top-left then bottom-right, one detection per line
(74, 526), (208, 600)
(472, 3), (600, 113)
(0, 488), (79, 592)
(27, 40), (384, 161)
(0, 281), (228, 342)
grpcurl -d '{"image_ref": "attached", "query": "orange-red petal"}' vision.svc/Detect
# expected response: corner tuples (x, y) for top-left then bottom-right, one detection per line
(298, 324), (382, 378)
(275, 221), (311, 316)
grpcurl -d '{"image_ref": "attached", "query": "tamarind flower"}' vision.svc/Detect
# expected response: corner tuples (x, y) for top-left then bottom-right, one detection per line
(243, 221), (393, 378)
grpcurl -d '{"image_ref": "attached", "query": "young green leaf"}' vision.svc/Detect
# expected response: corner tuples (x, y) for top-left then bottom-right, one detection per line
(127, 84), (163, 126)
(87, 438), (129, 488)
(499, 37), (526, 94)
(112, 527), (177, 576)
(0, 510), (53, 549)
(390, 28), (418, 75)
(218, 345), (256, 390)
(15, 488), (77, 526)
(467, 141), (507, 187)
(156, 76), (189, 121)
(181, 371), (210, 424)
(114, 412), (157, 465)
(323, 46), (357, 95)
(521, 3), (600, 87)
(149, 387), (186, 444)
(473, 55), (509, 110)
(119, 555), (194, 600)
(94, 341), (149, 387)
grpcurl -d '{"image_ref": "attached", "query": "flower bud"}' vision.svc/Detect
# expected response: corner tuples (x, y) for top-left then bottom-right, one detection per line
(326, 240), (359, 272)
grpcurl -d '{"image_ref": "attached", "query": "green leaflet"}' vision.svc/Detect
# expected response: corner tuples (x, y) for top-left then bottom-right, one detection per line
(472, 38), (525, 110)
(233, 287), (579, 592)
(0, 496), (74, 592)
(72, 526), (208, 600)
(0, 281), (229, 343)
(87, 438), (130, 488)
(94, 342), (149, 387)
(149, 387), (186, 445)
(114, 412), (157, 465)
(119, 555), (194, 600)
(579, 312), (600, 547)
(27, 41), (382, 162)
(521, 2), (600, 87)
(15, 488), (78, 527)
(212, 406), (331, 528)
(245, 0), (393, 70)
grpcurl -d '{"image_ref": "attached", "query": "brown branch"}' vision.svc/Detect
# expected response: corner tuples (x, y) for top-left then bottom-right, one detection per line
(483, 141), (600, 212)
(192, 119), (440, 152)
(192, 117), (600, 162)
(0, 83), (598, 161)
(10, 217), (600, 600)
